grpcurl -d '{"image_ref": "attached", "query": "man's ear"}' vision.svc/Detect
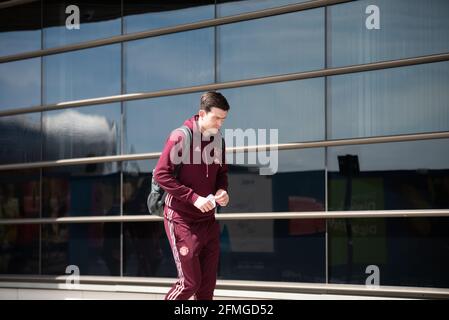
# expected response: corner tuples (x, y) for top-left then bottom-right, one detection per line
(198, 109), (206, 118)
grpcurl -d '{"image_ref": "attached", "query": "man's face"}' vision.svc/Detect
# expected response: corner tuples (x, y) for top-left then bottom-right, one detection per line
(199, 107), (228, 135)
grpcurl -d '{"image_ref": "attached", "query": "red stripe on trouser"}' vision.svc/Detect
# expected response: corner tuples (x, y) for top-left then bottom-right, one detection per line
(163, 206), (220, 300)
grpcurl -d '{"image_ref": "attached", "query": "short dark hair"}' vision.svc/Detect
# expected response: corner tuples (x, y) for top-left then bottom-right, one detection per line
(200, 91), (230, 113)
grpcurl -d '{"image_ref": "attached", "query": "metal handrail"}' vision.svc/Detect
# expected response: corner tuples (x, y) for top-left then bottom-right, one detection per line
(0, 275), (448, 299)
(0, 0), (353, 63)
(1, 209), (449, 225)
(0, 130), (448, 171)
(1, 52), (449, 117)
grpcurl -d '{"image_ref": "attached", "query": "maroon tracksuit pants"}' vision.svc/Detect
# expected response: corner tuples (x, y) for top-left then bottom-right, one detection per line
(164, 206), (220, 300)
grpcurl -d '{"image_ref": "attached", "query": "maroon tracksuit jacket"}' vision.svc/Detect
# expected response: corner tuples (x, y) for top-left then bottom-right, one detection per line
(154, 114), (228, 300)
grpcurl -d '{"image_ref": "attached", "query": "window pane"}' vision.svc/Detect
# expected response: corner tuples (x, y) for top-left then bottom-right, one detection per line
(217, 9), (324, 82)
(42, 222), (120, 276)
(124, 0), (214, 34)
(221, 78), (325, 144)
(123, 160), (158, 215)
(328, 217), (449, 288)
(0, 58), (41, 110)
(328, 61), (449, 139)
(43, 104), (120, 161)
(328, 0), (449, 67)
(123, 222), (172, 277)
(0, 1), (41, 56)
(217, 0), (308, 17)
(328, 139), (449, 211)
(0, 113), (41, 164)
(123, 218), (326, 283)
(0, 224), (39, 274)
(222, 148), (325, 213)
(44, 44), (120, 104)
(124, 93), (200, 154)
(43, 0), (121, 48)
(42, 163), (120, 218)
(124, 29), (214, 93)
(219, 219), (325, 282)
(0, 169), (40, 220)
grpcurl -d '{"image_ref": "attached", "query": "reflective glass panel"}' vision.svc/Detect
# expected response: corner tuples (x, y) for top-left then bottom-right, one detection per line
(0, 0), (41, 56)
(123, 159), (158, 215)
(328, 139), (449, 211)
(42, 163), (121, 218)
(43, 104), (120, 161)
(217, 0), (308, 17)
(124, 0), (214, 33)
(124, 29), (214, 93)
(328, 217), (449, 288)
(328, 61), (449, 139)
(217, 9), (324, 82)
(222, 148), (325, 213)
(124, 94), (199, 154)
(0, 58), (41, 110)
(43, 0), (121, 48)
(0, 224), (39, 274)
(0, 113), (41, 164)
(43, 44), (120, 104)
(328, 0), (449, 67)
(123, 221), (171, 277)
(0, 169), (40, 220)
(219, 219), (325, 282)
(221, 78), (325, 144)
(42, 222), (120, 276)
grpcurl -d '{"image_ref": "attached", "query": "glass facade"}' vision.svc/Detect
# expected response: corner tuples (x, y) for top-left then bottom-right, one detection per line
(1, 0), (448, 291)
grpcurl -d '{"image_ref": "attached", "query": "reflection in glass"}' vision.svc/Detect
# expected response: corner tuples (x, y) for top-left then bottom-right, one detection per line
(124, 93), (200, 154)
(0, 113), (41, 164)
(43, 104), (120, 161)
(328, 139), (449, 211)
(42, 163), (120, 218)
(124, 0), (214, 33)
(328, 217), (449, 288)
(328, 61), (449, 139)
(124, 29), (214, 93)
(0, 224), (39, 274)
(221, 78), (324, 144)
(0, 169), (40, 220)
(217, 9), (324, 82)
(217, 0), (308, 17)
(219, 219), (325, 282)
(43, 0), (121, 48)
(328, 0), (449, 67)
(0, 0), (41, 56)
(222, 148), (325, 213)
(0, 58), (41, 110)
(42, 223), (120, 276)
(44, 44), (120, 104)
(123, 159), (158, 216)
(123, 222), (169, 277)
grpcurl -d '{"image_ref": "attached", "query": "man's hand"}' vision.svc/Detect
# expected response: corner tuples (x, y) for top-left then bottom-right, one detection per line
(214, 189), (229, 207)
(194, 196), (215, 213)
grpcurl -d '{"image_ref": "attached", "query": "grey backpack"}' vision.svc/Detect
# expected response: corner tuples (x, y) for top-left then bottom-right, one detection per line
(147, 125), (192, 216)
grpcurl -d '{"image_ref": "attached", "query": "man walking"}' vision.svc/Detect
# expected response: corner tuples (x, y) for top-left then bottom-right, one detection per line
(154, 91), (230, 300)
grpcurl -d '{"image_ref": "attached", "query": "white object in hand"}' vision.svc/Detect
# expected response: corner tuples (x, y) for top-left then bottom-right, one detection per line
(206, 194), (216, 208)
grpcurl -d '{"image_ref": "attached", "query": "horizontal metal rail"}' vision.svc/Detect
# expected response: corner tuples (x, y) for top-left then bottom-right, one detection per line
(0, 275), (448, 299)
(0, 130), (448, 171)
(0, 0), (38, 10)
(1, 209), (448, 225)
(1, 52), (449, 118)
(0, 0), (353, 63)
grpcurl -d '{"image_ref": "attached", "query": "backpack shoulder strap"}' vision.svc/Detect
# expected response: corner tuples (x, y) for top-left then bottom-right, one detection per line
(178, 125), (192, 151)
(173, 125), (192, 177)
